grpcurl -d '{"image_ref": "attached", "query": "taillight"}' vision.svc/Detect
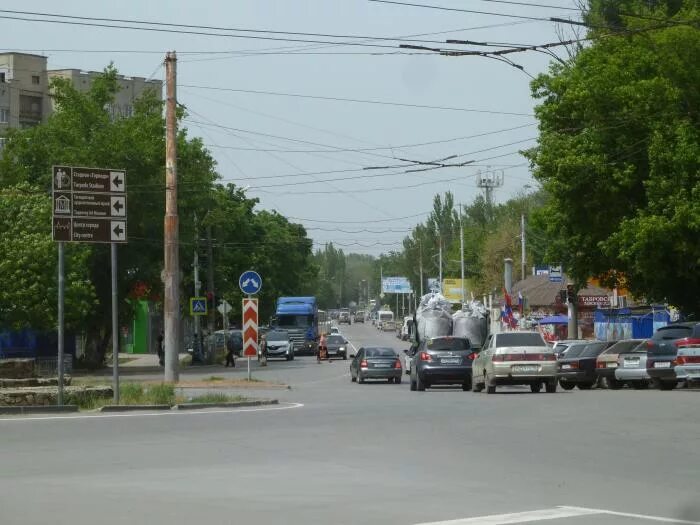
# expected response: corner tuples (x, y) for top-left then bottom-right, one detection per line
(394, 359), (402, 369)
(543, 353), (557, 361)
(360, 360), (368, 368)
(596, 361), (606, 369)
(466, 352), (478, 361)
(492, 354), (504, 362)
(419, 352), (432, 362)
(498, 353), (555, 362)
(646, 340), (654, 349)
(674, 355), (700, 366)
(675, 338), (700, 348)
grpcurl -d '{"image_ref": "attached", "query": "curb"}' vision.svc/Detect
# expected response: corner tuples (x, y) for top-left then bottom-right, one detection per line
(0, 405), (79, 415)
(174, 399), (279, 410)
(99, 404), (172, 412)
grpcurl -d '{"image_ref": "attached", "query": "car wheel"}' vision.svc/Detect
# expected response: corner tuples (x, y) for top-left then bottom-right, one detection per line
(285, 354), (291, 361)
(658, 380), (676, 391)
(632, 381), (649, 390)
(559, 380), (576, 390)
(387, 377), (394, 383)
(486, 384), (496, 394)
(358, 373), (365, 384)
(342, 354), (347, 361)
(410, 376), (417, 391)
(351, 373), (356, 383)
(395, 376), (402, 385)
(577, 382), (594, 390)
(462, 381), (471, 391)
(530, 383), (542, 393)
(545, 380), (557, 393)
(416, 373), (426, 391)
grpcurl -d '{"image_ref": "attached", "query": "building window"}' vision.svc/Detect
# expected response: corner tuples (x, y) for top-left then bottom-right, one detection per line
(0, 72), (5, 83)
(0, 108), (8, 123)
(0, 137), (6, 152)
(31, 75), (40, 85)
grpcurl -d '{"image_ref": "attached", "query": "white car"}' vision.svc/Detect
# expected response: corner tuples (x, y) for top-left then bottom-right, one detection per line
(330, 326), (341, 335)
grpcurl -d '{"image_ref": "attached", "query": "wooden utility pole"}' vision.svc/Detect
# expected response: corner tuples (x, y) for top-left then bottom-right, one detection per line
(164, 51), (179, 382)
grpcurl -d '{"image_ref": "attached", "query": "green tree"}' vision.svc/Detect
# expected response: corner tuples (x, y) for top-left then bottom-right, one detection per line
(0, 185), (96, 330)
(526, 1), (700, 312)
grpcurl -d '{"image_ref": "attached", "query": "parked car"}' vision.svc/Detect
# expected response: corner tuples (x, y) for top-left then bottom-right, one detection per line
(350, 347), (402, 384)
(354, 311), (365, 323)
(615, 343), (652, 389)
(647, 322), (700, 390)
(409, 336), (475, 392)
(674, 340), (700, 386)
(264, 329), (294, 361)
(595, 339), (645, 389)
(472, 332), (557, 394)
(551, 339), (580, 358)
(558, 340), (616, 390)
(325, 334), (349, 360)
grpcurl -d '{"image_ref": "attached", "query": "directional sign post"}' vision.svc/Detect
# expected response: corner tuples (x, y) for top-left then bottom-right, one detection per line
(242, 298), (259, 381)
(52, 166), (128, 405)
(239, 270), (262, 295)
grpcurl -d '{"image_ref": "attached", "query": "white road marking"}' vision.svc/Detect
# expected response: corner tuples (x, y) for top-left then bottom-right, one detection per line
(412, 506), (601, 524)
(0, 402), (304, 423)
(560, 506), (700, 524)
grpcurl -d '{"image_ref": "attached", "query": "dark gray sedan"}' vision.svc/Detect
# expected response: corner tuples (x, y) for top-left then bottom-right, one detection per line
(326, 334), (349, 360)
(350, 347), (402, 384)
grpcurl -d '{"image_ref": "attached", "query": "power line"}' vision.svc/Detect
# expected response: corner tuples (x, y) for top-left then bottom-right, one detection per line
(289, 212), (431, 224)
(180, 84), (533, 116)
(471, 0), (579, 10)
(368, 0), (562, 22)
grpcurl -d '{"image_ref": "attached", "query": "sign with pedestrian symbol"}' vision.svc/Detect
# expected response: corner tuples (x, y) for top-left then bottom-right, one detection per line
(239, 270), (262, 295)
(190, 297), (207, 316)
(51, 165), (128, 243)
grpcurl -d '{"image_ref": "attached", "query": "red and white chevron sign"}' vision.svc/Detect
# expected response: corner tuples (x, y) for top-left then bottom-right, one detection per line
(242, 298), (258, 357)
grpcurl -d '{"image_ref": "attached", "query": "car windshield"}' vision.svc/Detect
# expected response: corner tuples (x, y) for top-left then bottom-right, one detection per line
(581, 342), (608, 357)
(495, 333), (546, 347)
(427, 337), (469, 351)
(653, 326), (691, 340)
(379, 313), (393, 321)
(563, 344), (589, 358)
(365, 348), (396, 358)
(603, 340), (643, 355)
(266, 331), (287, 341)
(327, 335), (344, 344)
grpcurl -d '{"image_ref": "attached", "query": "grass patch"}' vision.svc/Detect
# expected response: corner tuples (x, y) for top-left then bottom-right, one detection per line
(66, 389), (112, 411)
(204, 375), (225, 382)
(187, 392), (247, 404)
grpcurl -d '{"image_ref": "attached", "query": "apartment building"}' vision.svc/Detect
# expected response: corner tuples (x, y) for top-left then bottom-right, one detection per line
(48, 69), (162, 119)
(0, 52), (162, 152)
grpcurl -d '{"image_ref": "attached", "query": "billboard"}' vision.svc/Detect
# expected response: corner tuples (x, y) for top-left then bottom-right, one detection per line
(381, 276), (413, 294)
(442, 279), (466, 304)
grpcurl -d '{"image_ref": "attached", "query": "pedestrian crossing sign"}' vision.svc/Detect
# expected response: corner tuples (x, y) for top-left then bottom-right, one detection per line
(190, 297), (207, 316)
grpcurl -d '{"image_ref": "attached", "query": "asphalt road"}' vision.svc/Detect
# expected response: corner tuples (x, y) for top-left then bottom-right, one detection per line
(2, 322), (700, 525)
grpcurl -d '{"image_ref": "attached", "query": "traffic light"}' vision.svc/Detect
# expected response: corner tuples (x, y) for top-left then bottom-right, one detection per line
(206, 291), (215, 311)
(566, 284), (576, 303)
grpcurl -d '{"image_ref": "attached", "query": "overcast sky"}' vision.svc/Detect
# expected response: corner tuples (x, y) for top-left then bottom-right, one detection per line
(2, 0), (581, 255)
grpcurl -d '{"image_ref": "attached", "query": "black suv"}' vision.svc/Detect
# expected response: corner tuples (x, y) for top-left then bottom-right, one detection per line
(408, 336), (475, 392)
(646, 322), (700, 390)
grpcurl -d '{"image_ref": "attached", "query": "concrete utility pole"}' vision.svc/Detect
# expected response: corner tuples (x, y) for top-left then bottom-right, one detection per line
(504, 258), (513, 296)
(520, 213), (526, 282)
(460, 204), (465, 304)
(163, 51), (179, 382)
(193, 215), (201, 362)
(419, 240), (424, 297)
(438, 237), (443, 291)
(206, 225), (215, 362)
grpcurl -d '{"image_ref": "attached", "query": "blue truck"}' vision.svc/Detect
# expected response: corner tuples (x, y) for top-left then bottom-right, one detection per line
(272, 297), (319, 355)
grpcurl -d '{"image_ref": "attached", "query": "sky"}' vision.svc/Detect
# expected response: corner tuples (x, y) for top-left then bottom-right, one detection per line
(1, 0), (582, 255)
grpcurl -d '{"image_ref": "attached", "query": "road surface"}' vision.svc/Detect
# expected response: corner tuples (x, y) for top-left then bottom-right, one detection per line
(1, 322), (699, 525)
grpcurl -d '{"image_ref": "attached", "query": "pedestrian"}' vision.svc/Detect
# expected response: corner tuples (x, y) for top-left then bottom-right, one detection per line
(225, 333), (236, 367)
(157, 331), (164, 366)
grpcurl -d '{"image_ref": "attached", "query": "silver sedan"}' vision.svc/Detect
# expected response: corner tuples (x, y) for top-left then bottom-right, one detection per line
(615, 344), (651, 389)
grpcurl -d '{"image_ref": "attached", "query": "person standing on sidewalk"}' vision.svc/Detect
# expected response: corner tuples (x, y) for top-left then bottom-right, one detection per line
(157, 331), (164, 366)
(225, 335), (236, 367)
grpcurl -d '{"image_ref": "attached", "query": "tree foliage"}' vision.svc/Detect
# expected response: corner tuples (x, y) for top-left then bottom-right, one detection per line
(526, 0), (700, 312)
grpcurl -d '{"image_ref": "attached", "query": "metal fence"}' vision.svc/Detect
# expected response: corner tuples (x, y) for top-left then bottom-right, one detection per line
(34, 355), (73, 377)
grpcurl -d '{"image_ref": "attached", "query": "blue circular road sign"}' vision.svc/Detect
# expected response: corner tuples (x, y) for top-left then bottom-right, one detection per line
(239, 270), (262, 295)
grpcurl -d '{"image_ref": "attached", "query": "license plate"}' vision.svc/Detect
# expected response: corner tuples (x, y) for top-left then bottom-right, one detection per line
(441, 358), (461, 364)
(654, 362), (671, 368)
(512, 365), (539, 373)
(624, 359), (639, 368)
(374, 363), (390, 368)
(561, 364), (572, 370)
